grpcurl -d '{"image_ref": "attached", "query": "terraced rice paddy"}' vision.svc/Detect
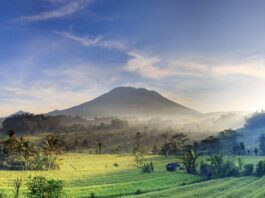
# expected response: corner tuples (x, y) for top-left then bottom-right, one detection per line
(0, 154), (200, 197)
(128, 177), (263, 198)
(0, 154), (265, 197)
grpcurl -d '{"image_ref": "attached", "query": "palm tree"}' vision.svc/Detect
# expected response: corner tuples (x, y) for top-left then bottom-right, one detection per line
(41, 135), (64, 155)
(182, 149), (199, 174)
(32, 151), (59, 170)
(17, 137), (36, 159)
(16, 137), (36, 169)
(3, 131), (20, 155)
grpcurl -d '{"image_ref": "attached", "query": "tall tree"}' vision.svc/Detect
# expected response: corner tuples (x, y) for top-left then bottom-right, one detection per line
(160, 133), (188, 155)
(182, 149), (199, 174)
(255, 148), (259, 156)
(134, 132), (143, 152)
(259, 134), (265, 155)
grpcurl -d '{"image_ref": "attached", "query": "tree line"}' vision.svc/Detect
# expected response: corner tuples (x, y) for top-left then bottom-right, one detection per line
(1, 113), (129, 134)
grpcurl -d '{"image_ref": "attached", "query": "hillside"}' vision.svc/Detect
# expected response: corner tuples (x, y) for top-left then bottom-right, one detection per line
(49, 87), (201, 119)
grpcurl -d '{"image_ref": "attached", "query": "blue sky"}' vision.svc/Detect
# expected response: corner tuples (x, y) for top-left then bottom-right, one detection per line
(1, 0), (265, 116)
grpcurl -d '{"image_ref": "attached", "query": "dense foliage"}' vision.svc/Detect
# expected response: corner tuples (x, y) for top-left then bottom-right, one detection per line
(243, 163), (254, 176)
(142, 162), (154, 173)
(197, 129), (243, 155)
(160, 133), (189, 155)
(0, 131), (61, 170)
(182, 149), (198, 174)
(27, 176), (63, 198)
(2, 113), (128, 135)
(255, 160), (265, 177)
(2, 114), (60, 134)
(199, 155), (240, 179)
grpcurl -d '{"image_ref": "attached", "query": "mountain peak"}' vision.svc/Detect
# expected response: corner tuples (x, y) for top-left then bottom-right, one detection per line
(109, 86), (159, 96)
(49, 87), (201, 118)
(110, 86), (152, 92)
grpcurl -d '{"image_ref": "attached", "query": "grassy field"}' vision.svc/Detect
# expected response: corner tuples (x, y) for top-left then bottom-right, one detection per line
(0, 154), (265, 198)
(0, 154), (201, 197)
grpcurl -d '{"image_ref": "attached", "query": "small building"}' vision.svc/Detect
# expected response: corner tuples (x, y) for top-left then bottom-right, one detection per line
(166, 162), (180, 172)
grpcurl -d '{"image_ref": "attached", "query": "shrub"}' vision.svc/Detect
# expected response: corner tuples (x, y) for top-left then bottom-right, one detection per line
(27, 176), (63, 198)
(113, 163), (119, 167)
(142, 162), (154, 173)
(256, 160), (265, 177)
(222, 161), (240, 177)
(200, 155), (240, 179)
(0, 155), (26, 170)
(135, 189), (143, 195)
(243, 163), (254, 176)
(199, 162), (212, 179)
(90, 192), (95, 198)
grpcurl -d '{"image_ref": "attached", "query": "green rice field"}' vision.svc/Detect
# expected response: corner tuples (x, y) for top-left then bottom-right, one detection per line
(0, 154), (265, 197)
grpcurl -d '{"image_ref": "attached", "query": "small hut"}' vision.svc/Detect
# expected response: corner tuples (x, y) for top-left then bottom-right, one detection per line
(166, 162), (180, 172)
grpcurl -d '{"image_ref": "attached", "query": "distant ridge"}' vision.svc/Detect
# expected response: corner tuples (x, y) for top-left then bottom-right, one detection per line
(48, 87), (201, 118)
(10, 111), (29, 116)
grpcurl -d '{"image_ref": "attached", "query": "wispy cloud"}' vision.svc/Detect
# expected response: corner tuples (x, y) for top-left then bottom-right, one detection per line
(171, 57), (265, 79)
(124, 51), (173, 79)
(124, 51), (265, 80)
(20, 0), (93, 21)
(56, 31), (127, 50)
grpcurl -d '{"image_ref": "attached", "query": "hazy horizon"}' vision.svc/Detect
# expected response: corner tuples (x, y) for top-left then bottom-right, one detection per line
(1, 0), (265, 116)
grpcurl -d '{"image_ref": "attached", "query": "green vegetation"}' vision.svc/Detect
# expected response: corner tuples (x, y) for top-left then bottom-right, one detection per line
(199, 154), (240, 179)
(243, 163), (254, 176)
(0, 131), (61, 171)
(27, 176), (63, 198)
(0, 154), (264, 197)
(123, 177), (260, 198)
(3, 112), (265, 197)
(0, 154), (201, 197)
(182, 149), (198, 174)
(141, 162), (154, 173)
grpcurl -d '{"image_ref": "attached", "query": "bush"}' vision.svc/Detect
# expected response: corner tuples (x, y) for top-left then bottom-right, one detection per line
(199, 162), (212, 179)
(142, 162), (154, 173)
(27, 176), (63, 198)
(90, 192), (95, 198)
(0, 155), (27, 170)
(135, 189), (143, 195)
(222, 161), (240, 177)
(200, 155), (240, 179)
(113, 163), (119, 167)
(243, 163), (254, 176)
(256, 160), (265, 177)
(29, 152), (59, 171)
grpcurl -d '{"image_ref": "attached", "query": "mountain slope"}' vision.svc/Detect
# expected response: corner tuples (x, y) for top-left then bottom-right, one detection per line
(49, 87), (201, 118)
